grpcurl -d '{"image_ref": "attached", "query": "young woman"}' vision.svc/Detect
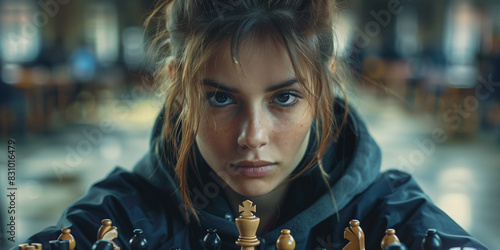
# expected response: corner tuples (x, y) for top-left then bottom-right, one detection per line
(19, 0), (487, 249)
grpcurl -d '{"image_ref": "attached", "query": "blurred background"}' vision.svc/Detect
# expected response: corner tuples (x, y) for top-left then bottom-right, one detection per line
(0, 0), (499, 249)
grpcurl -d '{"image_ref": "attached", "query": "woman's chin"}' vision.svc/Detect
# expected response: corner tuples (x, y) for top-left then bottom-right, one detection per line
(230, 181), (273, 198)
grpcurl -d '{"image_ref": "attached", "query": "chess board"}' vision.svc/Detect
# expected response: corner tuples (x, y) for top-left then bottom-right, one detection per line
(17, 200), (446, 250)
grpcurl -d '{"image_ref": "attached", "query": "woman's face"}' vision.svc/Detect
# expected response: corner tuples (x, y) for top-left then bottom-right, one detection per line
(196, 41), (314, 197)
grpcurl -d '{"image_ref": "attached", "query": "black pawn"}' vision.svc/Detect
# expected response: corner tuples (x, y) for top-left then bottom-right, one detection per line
(49, 240), (70, 250)
(202, 228), (221, 250)
(129, 229), (148, 250)
(384, 243), (408, 250)
(92, 239), (115, 250)
(421, 229), (441, 250)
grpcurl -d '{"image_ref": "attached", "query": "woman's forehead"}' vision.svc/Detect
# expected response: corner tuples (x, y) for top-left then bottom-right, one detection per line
(211, 36), (288, 63)
(203, 40), (295, 85)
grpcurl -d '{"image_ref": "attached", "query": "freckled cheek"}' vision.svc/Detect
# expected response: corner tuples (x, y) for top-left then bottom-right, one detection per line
(198, 118), (235, 151)
(273, 119), (311, 149)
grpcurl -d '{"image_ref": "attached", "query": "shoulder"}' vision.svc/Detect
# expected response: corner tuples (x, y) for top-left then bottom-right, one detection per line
(343, 170), (488, 249)
(20, 167), (186, 249)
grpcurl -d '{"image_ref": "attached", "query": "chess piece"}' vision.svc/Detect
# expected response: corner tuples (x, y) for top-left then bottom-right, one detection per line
(235, 200), (260, 250)
(276, 229), (295, 250)
(18, 243), (42, 250)
(384, 243), (408, 250)
(57, 229), (76, 250)
(343, 219), (365, 250)
(129, 229), (148, 250)
(49, 239), (70, 250)
(92, 240), (115, 250)
(97, 219), (120, 249)
(381, 229), (400, 249)
(421, 229), (441, 250)
(203, 228), (222, 250)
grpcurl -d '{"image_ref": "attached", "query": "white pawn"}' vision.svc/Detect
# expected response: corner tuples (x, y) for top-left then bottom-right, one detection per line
(276, 229), (295, 250)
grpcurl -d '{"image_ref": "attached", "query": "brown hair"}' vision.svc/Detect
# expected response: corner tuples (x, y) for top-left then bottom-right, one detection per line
(144, 0), (349, 222)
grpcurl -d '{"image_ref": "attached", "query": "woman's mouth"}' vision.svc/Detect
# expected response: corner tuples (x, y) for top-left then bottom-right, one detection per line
(230, 160), (276, 177)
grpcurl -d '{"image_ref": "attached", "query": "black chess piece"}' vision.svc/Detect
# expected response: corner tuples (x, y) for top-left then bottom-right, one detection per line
(92, 239), (115, 250)
(202, 228), (222, 250)
(129, 229), (148, 250)
(49, 240), (70, 250)
(421, 229), (441, 250)
(384, 243), (408, 250)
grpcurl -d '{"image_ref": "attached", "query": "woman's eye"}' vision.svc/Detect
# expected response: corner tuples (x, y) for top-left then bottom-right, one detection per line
(272, 91), (301, 106)
(207, 92), (234, 107)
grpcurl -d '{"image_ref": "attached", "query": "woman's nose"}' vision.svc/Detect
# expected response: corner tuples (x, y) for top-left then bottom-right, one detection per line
(237, 108), (269, 150)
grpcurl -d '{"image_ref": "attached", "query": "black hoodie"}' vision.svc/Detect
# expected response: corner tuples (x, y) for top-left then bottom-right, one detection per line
(17, 100), (488, 249)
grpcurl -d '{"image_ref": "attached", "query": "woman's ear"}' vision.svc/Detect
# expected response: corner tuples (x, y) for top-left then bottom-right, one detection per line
(167, 59), (176, 79)
(329, 60), (335, 74)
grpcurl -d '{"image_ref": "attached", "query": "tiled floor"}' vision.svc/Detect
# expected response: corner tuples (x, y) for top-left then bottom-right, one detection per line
(1, 88), (498, 249)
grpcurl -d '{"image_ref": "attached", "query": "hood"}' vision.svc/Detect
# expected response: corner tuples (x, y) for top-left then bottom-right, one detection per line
(133, 98), (382, 240)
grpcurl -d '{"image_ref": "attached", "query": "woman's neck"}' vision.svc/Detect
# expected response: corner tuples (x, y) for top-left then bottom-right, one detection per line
(224, 182), (290, 236)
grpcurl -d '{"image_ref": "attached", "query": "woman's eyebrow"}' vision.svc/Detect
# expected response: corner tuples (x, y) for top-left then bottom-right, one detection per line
(202, 79), (238, 93)
(202, 78), (298, 93)
(265, 78), (298, 92)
